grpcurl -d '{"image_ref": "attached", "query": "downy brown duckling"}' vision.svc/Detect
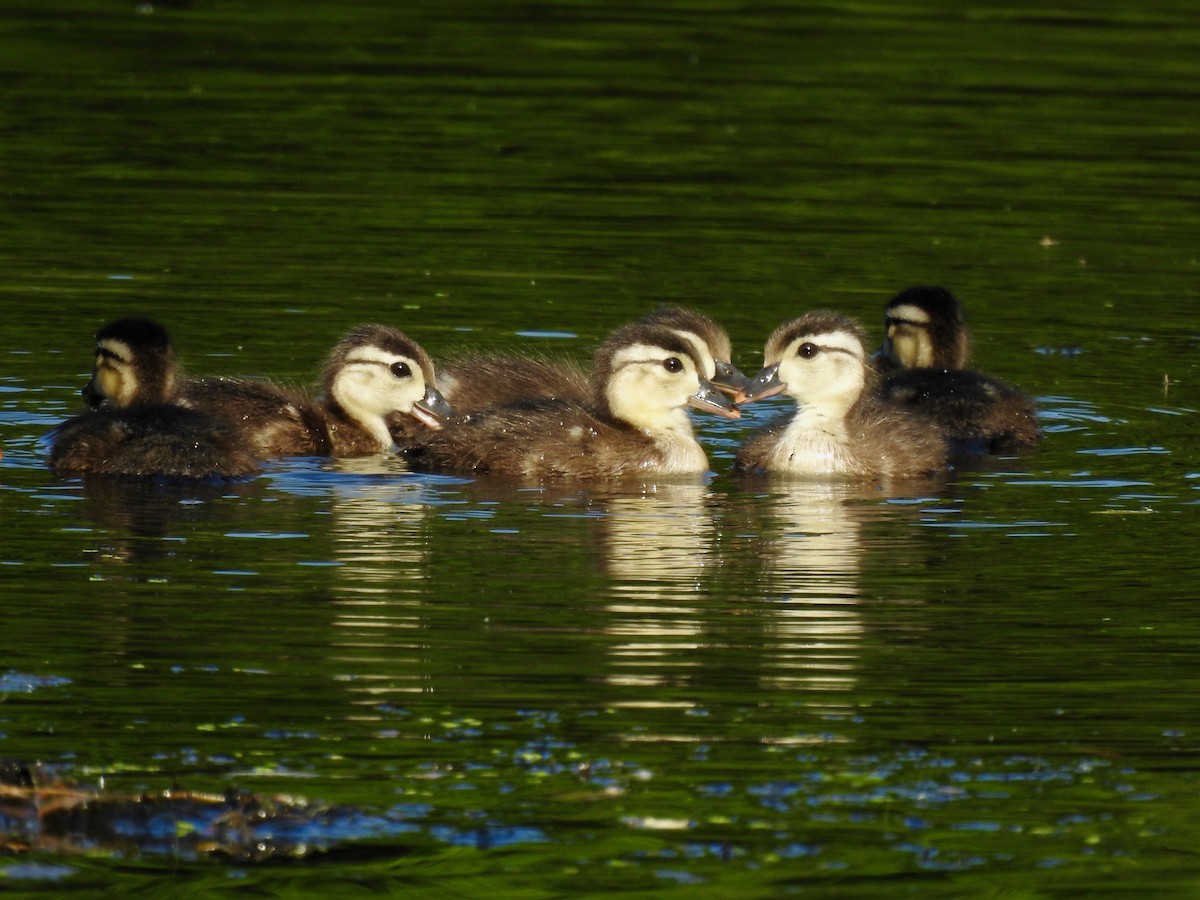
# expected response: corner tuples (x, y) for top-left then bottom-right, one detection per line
(872, 285), (1039, 452)
(53, 317), (257, 478)
(735, 310), (947, 479)
(82, 318), (452, 458)
(435, 305), (748, 414)
(185, 324), (453, 457)
(408, 322), (740, 479)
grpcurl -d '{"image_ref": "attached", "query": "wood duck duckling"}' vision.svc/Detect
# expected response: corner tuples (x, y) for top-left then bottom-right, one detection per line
(435, 305), (747, 414)
(872, 285), (1039, 452)
(735, 310), (947, 479)
(184, 324), (454, 458)
(53, 317), (257, 479)
(408, 322), (740, 479)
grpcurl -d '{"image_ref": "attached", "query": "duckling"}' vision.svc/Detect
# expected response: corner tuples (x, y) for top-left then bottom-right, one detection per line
(53, 317), (256, 478)
(408, 322), (740, 479)
(735, 310), (947, 479)
(435, 306), (747, 414)
(872, 285), (1039, 452)
(48, 404), (260, 479)
(185, 324), (451, 457)
(82, 319), (452, 458)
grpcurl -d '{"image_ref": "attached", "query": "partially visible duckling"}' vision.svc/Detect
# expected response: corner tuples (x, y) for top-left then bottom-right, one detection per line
(872, 285), (1039, 452)
(53, 317), (256, 479)
(49, 404), (260, 479)
(408, 322), (739, 479)
(435, 305), (747, 414)
(735, 310), (947, 479)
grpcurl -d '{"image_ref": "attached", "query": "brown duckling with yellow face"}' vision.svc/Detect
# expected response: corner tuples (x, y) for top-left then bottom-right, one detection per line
(408, 321), (740, 479)
(82, 318), (452, 459)
(873, 285), (1039, 453)
(435, 305), (749, 415)
(735, 310), (947, 479)
(51, 318), (258, 479)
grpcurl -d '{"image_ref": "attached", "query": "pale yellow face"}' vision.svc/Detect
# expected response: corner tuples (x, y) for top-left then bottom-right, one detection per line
(669, 329), (717, 380)
(332, 345), (431, 421)
(884, 303), (934, 368)
(774, 329), (866, 415)
(604, 342), (701, 433)
(92, 338), (139, 407)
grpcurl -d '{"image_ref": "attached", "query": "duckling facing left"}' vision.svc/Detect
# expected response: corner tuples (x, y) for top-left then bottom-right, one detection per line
(735, 310), (948, 479)
(873, 285), (1039, 453)
(408, 322), (740, 479)
(51, 318), (258, 479)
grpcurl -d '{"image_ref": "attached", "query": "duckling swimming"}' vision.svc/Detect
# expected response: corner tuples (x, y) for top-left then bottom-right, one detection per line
(52, 318), (257, 478)
(408, 322), (739, 479)
(81, 318), (452, 459)
(435, 306), (748, 414)
(735, 310), (947, 479)
(873, 285), (1039, 452)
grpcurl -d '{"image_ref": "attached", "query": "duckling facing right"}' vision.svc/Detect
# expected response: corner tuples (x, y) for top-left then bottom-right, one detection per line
(873, 285), (1040, 453)
(735, 310), (948, 479)
(81, 318), (452, 459)
(435, 305), (748, 415)
(408, 322), (740, 479)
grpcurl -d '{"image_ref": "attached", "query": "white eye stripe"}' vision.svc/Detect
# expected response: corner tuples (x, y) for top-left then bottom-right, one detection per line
(886, 304), (931, 327)
(343, 347), (418, 373)
(610, 343), (693, 372)
(96, 338), (134, 364)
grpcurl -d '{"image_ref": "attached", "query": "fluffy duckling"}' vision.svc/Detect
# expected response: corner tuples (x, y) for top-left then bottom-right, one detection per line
(408, 322), (739, 479)
(49, 404), (260, 479)
(82, 319), (452, 458)
(184, 324), (452, 457)
(435, 306), (748, 414)
(53, 318), (256, 479)
(873, 285), (1039, 452)
(735, 310), (947, 479)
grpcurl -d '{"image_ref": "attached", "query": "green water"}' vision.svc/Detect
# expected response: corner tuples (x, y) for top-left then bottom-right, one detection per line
(3, 0), (1200, 895)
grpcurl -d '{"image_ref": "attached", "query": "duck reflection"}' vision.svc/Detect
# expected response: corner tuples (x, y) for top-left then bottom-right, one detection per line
(324, 457), (435, 706)
(593, 481), (715, 689)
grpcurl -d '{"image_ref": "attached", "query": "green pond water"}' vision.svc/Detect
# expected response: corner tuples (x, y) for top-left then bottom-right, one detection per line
(3, 0), (1200, 895)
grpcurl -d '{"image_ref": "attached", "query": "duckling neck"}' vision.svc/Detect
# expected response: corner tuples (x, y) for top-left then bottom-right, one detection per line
(773, 404), (853, 474)
(633, 408), (708, 474)
(326, 398), (393, 453)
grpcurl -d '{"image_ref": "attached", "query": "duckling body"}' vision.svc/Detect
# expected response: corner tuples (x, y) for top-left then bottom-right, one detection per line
(409, 323), (739, 479)
(873, 285), (1039, 452)
(435, 306), (748, 415)
(735, 310), (947, 479)
(54, 317), (257, 478)
(49, 404), (259, 479)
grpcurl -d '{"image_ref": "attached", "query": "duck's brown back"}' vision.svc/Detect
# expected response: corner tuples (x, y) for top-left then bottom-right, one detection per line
(436, 353), (590, 415)
(180, 377), (331, 458)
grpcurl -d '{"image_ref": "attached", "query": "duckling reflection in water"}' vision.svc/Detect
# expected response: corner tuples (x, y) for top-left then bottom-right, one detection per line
(81, 317), (452, 460)
(435, 305), (749, 414)
(735, 310), (947, 479)
(50, 318), (258, 478)
(873, 285), (1039, 452)
(408, 322), (740, 479)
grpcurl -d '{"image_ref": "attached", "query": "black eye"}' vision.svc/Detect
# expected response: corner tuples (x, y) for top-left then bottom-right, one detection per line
(663, 357), (684, 373)
(798, 343), (820, 359)
(390, 361), (412, 378)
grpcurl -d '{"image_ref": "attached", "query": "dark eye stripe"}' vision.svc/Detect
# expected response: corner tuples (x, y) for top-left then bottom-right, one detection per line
(885, 317), (928, 329)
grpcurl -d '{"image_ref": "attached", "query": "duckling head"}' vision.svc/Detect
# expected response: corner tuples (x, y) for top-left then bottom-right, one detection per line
(874, 285), (969, 370)
(639, 305), (750, 396)
(739, 311), (869, 419)
(325, 324), (454, 448)
(592, 323), (739, 434)
(82, 316), (178, 408)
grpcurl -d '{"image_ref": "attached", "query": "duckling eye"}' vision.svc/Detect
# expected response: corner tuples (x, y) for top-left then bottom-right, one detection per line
(798, 343), (820, 359)
(663, 357), (684, 373)
(390, 361), (412, 378)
